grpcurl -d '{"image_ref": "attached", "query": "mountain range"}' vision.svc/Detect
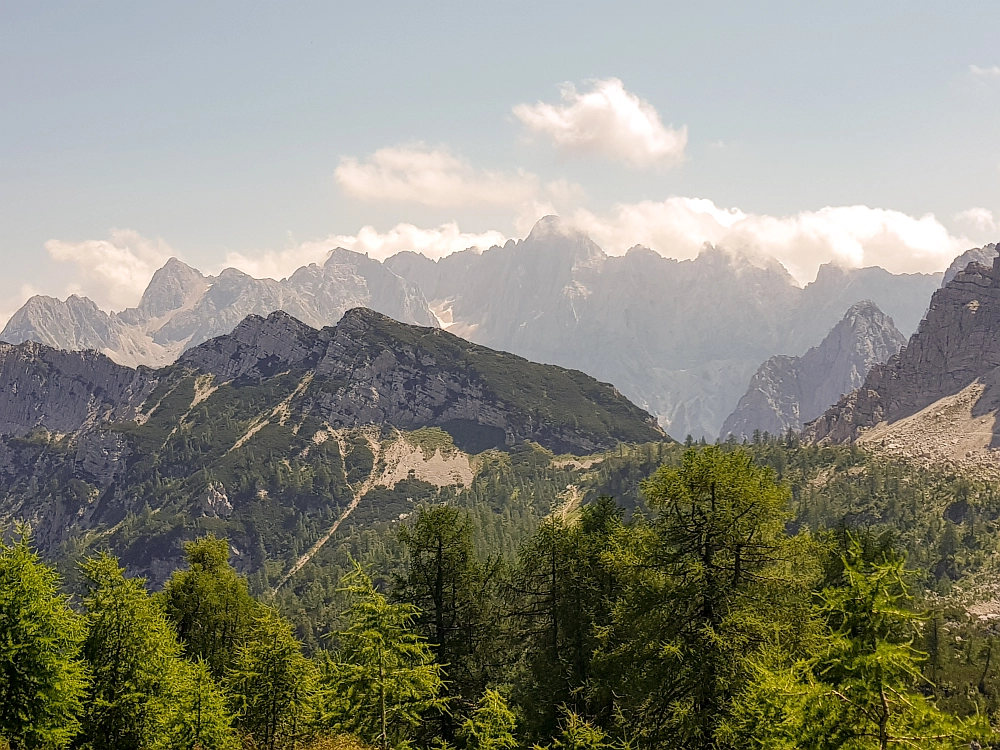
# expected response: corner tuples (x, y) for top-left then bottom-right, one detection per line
(806, 254), (1000, 474)
(1, 249), (437, 368)
(720, 301), (906, 441)
(2, 217), (949, 439)
(0, 308), (661, 579)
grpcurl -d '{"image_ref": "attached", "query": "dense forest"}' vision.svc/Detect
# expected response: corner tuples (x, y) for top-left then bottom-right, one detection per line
(4, 441), (1000, 749)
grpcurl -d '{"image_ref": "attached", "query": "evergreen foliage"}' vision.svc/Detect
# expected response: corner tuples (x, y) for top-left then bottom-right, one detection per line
(3, 440), (1000, 748)
(161, 535), (265, 677)
(79, 553), (185, 750)
(457, 690), (517, 750)
(0, 528), (87, 749)
(321, 563), (446, 750)
(226, 608), (317, 750)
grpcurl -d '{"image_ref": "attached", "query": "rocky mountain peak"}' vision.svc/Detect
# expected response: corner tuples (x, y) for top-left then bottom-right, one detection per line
(721, 299), (905, 440)
(122, 257), (209, 324)
(2, 248), (438, 368)
(178, 310), (322, 380)
(942, 243), (999, 286)
(2, 293), (120, 352)
(806, 256), (1000, 445)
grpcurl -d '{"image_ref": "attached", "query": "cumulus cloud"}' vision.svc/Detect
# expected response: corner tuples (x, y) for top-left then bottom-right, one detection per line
(220, 222), (509, 280)
(567, 198), (967, 283)
(513, 78), (687, 168)
(0, 283), (41, 329)
(335, 144), (542, 206)
(45, 229), (175, 310)
(954, 207), (997, 232)
(970, 65), (1000, 77)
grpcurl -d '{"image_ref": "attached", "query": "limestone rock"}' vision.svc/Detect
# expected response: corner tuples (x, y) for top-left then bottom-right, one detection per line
(1, 250), (437, 368)
(806, 256), (1000, 445)
(721, 301), (905, 440)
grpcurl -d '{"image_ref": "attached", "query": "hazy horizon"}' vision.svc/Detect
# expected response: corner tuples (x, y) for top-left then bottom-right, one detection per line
(3, 2), (1000, 320)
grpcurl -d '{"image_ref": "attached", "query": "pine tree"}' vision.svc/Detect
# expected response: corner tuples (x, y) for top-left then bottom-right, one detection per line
(322, 562), (446, 750)
(79, 552), (184, 750)
(152, 658), (238, 750)
(544, 709), (616, 750)
(161, 535), (264, 678)
(226, 609), (317, 750)
(458, 690), (516, 750)
(0, 528), (87, 749)
(730, 539), (989, 749)
(507, 497), (624, 739)
(592, 447), (813, 749)
(393, 506), (496, 724)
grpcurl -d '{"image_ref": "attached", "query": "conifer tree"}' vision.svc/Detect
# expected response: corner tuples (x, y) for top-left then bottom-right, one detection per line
(789, 541), (985, 749)
(79, 552), (184, 750)
(458, 690), (516, 750)
(152, 658), (238, 750)
(162, 535), (263, 677)
(322, 562), (446, 750)
(507, 497), (624, 739)
(0, 528), (87, 749)
(226, 609), (317, 750)
(394, 506), (496, 721)
(593, 447), (811, 749)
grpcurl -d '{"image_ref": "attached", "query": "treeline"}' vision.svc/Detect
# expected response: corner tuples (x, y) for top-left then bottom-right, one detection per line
(1, 446), (995, 748)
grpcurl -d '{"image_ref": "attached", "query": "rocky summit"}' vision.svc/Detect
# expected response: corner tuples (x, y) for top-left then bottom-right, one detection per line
(387, 216), (942, 439)
(2, 218), (945, 440)
(0, 308), (663, 576)
(805, 256), (1000, 472)
(0, 250), (437, 368)
(720, 301), (905, 441)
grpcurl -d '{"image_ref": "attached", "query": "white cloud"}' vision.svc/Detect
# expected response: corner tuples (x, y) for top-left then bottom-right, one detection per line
(970, 65), (1000, 77)
(567, 198), (966, 283)
(513, 78), (687, 168)
(44, 229), (175, 311)
(954, 207), (996, 232)
(0, 283), (41, 329)
(220, 222), (509, 279)
(335, 144), (541, 206)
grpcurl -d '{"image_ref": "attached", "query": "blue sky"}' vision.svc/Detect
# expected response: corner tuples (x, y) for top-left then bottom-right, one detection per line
(2, 2), (1000, 318)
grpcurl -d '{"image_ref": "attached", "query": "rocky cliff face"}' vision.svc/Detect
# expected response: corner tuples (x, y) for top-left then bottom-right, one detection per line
(720, 301), (905, 440)
(943, 243), (998, 286)
(183, 308), (663, 453)
(1, 249), (437, 368)
(0, 341), (154, 436)
(806, 257), (1000, 446)
(3, 217), (952, 439)
(0, 308), (660, 453)
(387, 216), (943, 439)
(0, 308), (663, 578)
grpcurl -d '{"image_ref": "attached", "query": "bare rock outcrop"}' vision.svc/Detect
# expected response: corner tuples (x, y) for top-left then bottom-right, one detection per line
(721, 302), (905, 440)
(1, 250), (437, 368)
(806, 256), (1000, 445)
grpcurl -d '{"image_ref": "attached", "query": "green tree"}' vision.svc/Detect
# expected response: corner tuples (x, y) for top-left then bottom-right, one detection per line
(322, 562), (446, 750)
(0, 528), (87, 749)
(593, 447), (813, 749)
(458, 690), (516, 750)
(394, 506), (496, 726)
(161, 535), (264, 678)
(507, 497), (625, 739)
(152, 658), (238, 750)
(542, 709), (617, 750)
(731, 539), (988, 749)
(226, 609), (317, 750)
(78, 552), (184, 750)
(797, 541), (984, 749)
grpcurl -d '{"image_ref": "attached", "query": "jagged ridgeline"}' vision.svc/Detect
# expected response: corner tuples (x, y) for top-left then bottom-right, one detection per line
(0, 307), (663, 584)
